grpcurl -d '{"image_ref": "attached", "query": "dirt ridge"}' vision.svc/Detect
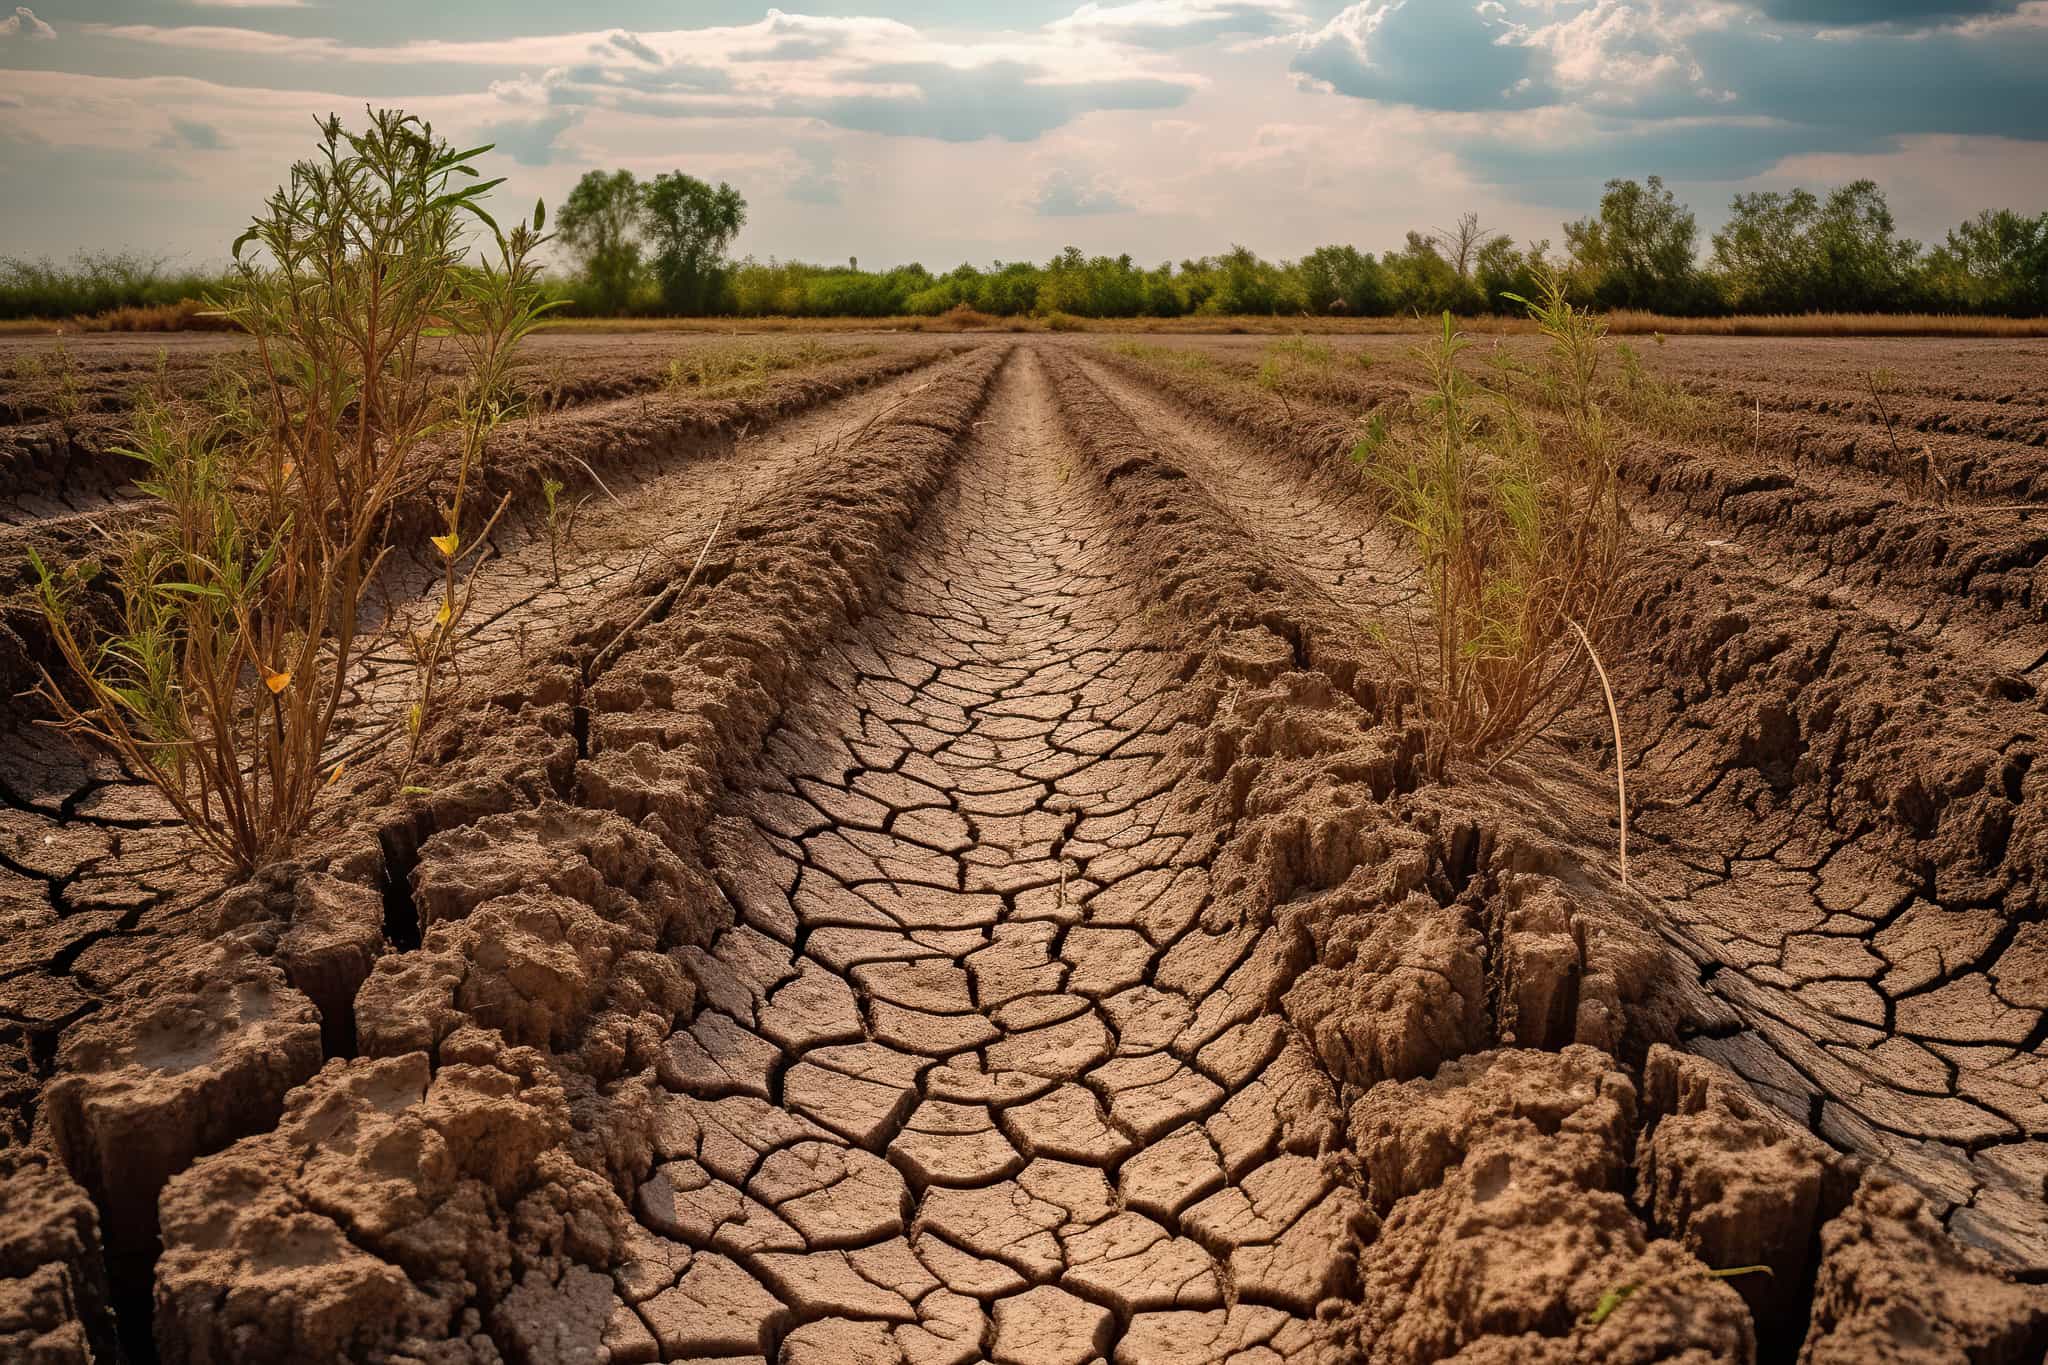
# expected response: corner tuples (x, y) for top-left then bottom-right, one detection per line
(0, 343), (958, 707)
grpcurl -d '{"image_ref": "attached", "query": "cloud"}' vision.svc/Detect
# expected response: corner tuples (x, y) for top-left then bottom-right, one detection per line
(1455, 115), (1887, 195)
(1293, 0), (2048, 190)
(1034, 167), (1134, 215)
(487, 72), (556, 107)
(71, 9), (1201, 145)
(556, 59), (733, 96)
(732, 36), (843, 61)
(1752, 0), (2024, 23)
(607, 31), (662, 65)
(475, 108), (580, 168)
(809, 61), (1192, 142)
(155, 117), (229, 151)
(1052, 0), (1307, 49)
(86, 23), (340, 57)
(1686, 18), (2048, 139)
(1293, 1), (1552, 111)
(0, 6), (54, 40)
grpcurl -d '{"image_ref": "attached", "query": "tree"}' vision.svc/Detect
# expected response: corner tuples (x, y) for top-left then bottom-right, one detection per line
(1475, 237), (1551, 311)
(1382, 232), (1481, 315)
(1712, 180), (1922, 312)
(1808, 180), (1919, 311)
(1143, 265), (1185, 318)
(1926, 209), (2048, 314)
(555, 170), (642, 314)
(1710, 187), (1822, 312)
(642, 172), (747, 314)
(1434, 212), (1491, 281)
(1299, 244), (1388, 315)
(1564, 176), (1701, 312)
(1204, 245), (1303, 315)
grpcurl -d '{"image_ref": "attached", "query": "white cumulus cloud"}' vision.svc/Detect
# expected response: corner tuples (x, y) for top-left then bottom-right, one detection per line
(0, 6), (55, 40)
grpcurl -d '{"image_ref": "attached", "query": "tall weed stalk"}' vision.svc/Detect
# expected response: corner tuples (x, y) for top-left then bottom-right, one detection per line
(405, 199), (558, 769)
(30, 110), (547, 872)
(1363, 276), (1626, 777)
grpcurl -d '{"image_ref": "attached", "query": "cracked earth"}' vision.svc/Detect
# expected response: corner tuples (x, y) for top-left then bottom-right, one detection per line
(2, 332), (2045, 1364)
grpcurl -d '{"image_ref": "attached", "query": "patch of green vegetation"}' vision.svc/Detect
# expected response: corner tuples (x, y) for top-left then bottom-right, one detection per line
(661, 338), (873, 395)
(30, 109), (550, 873)
(1103, 340), (1214, 371)
(0, 252), (233, 323)
(1359, 278), (1628, 782)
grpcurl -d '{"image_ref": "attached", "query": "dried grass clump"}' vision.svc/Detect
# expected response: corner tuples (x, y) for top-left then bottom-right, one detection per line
(923, 303), (999, 332)
(660, 337), (872, 394)
(1357, 278), (1627, 780)
(76, 299), (241, 334)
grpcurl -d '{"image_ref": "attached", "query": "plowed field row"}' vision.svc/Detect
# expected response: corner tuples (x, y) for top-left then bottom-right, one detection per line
(1, 335), (2043, 1365)
(1085, 337), (2048, 1277)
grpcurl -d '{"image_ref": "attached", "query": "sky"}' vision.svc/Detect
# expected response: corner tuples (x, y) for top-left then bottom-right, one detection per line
(2, 0), (2045, 274)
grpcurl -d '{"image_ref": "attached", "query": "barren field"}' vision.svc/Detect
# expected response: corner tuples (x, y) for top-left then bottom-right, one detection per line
(3, 329), (2045, 1363)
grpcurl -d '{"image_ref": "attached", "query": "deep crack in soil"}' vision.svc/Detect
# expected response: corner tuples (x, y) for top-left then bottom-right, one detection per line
(2, 335), (2046, 1365)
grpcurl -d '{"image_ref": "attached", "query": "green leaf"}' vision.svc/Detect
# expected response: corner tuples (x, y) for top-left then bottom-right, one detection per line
(1587, 1284), (1638, 1326)
(533, 197), (546, 231)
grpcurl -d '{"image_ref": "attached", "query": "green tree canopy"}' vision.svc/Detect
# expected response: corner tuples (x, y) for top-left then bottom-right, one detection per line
(1382, 232), (1481, 315)
(1926, 209), (2048, 314)
(1475, 237), (1551, 311)
(1710, 187), (1821, 312)
(642, 172), (747, 314)
(1565, 175), (1701, 312)
(1808, 180), (1920, 311)
(1299, 244), (1388, 315)
(1713, 180), (1923, 312)
(555, 169), (642, 315)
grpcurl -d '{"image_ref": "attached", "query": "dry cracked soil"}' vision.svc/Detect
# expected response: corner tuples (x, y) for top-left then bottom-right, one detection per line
(1, 328), (2045, 1365)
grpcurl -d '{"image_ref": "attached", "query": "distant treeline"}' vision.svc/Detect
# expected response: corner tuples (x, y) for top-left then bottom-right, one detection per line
(540, 172), (2047, 322)
(0, 253), (234, 324)
(6, 173), (2044, 324)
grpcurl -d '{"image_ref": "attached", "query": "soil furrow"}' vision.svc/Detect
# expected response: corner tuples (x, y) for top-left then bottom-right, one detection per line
(77, 345), (1009, 1364)
(1071, 352), (1424, 632)
(0, 350), (998, 1362)
(0, 341), (952, 704)
(653, 347), (1380, 1363)
(1611, 432), (2048, 655)
(1085, 341), (2048, 1281)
